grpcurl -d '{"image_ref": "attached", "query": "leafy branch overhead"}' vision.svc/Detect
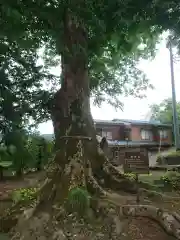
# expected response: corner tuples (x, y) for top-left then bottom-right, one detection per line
(1, 0), (180, 130)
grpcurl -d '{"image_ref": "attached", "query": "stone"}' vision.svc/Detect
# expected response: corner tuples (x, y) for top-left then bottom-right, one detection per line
(96, 233), (105, 238)
(53, 229), (67, 240)
(113, 216), (122, 235)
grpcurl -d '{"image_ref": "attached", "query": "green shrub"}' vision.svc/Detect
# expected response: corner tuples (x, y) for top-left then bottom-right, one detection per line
(66, 187), (90, 216)
(166, 150), (180, 157)
(160, 171), (180, 189)
(12, 187), (38, 203)
(26, 135), (54, 170)
(123, 173), (136, 181)
(156, 150), (180, 165)
(124, 173), (152, 180)
(156, 155), (163, 164)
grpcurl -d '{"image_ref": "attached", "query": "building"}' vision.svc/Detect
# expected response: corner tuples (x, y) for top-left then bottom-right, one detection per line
(95, 119), (172, 165)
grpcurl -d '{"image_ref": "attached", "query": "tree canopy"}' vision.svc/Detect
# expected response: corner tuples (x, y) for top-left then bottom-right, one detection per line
(150, 98), (180, 124)
(1, 0), (180, 132)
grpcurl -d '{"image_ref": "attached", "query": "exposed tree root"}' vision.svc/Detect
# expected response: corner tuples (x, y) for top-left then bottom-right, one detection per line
(87, 174), (107, 196)
(119, 204), (180, 239)
(0, 199), (37, 233)
(98, 195), (180, 239)
(8, 196), (180, 240)
(98, 157), (137, 193)
(140, 188), (180, 200)
(1, 147), (180, 239)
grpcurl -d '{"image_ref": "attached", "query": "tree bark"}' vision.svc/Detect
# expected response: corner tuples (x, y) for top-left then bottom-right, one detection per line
(42, 7), (138, 203)
(0, 166), (3, 181)
(1, 9), (135, 239)
(46, 9), (136, 201)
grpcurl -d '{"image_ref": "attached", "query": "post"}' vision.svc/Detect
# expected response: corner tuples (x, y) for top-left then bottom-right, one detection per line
(167, 38), (180, 151)
(135, 173), (140, 204)
(126, 138), (129, 148)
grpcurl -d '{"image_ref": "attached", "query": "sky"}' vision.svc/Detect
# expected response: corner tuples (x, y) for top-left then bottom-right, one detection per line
(38, 38), (180, 134)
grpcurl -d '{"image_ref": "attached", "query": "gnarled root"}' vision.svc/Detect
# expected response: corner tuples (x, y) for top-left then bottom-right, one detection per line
(97, 156), (137, 193)
(0, 199), (37, 234)
(87, 174), (107, 196)
(120, 204), (180, 239)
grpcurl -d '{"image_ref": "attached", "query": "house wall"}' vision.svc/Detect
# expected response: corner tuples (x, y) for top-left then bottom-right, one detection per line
(131, 125), (172, 144)
(96, 124), (123, 141)
(161, 129), (172, 145)
(131, 125), (141, 141)
(95, 123), (172, 144)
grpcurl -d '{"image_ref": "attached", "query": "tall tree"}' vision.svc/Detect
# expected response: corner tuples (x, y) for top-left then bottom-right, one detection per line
(0, 0), (158, 196)
(2, 1), (180, 238)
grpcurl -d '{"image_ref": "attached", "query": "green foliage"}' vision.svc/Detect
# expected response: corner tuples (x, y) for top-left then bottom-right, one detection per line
(150, 98), (180, 124)
(0, 0), (171, 123)
(0, 233), (9, 240)
(156, 155), (163, 165)
(25, 135), (53, 170)
(1, 1), (180, 133)
(4, 130), (30, 175)
(11, 187), (38, 204)
(156, 149), (180, 164)
(0, 161), (12, 168)
(0, 143), (15, 169)
(165, 150), (180, 157)
(66, 187), (91, 216)
(123, 173), (136, 181)
(0, 130), (54, 175)
(160, 171), (180, 189)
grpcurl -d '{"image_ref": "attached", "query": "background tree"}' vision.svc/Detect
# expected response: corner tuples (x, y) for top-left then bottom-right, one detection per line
(150, 98), (180, 124)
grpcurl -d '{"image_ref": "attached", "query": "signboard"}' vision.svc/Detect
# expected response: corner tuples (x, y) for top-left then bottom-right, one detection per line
(123, 148), (149, 174)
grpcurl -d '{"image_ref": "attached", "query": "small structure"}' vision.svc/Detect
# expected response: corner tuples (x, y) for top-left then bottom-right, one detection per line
(95, 119), (172, 166)
(123, 148), (149, 174)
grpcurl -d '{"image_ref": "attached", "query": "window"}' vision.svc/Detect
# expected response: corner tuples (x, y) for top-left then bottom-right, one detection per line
(96, 128), (102, 135)
(114, 151), (119, 159)
(102, 131), (112, 140)
(141, 129), (152, 140)
(159, 130), (168, 139)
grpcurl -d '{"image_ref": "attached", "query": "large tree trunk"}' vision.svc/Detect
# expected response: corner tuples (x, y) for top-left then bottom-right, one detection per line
(49, 11), (102, 197)
(45, 10), (135, 202)
(0, 166), (3, 181)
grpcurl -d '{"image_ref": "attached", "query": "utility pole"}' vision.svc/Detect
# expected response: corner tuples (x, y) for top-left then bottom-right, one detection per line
(167, 38), (180, 150)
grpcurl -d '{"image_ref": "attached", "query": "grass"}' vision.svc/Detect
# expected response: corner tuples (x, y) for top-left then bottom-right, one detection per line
(117, 166), (166, 186)
(165, 150), (180, 157)
(138, 171), (165, 184)
(157, 149), (180, 164)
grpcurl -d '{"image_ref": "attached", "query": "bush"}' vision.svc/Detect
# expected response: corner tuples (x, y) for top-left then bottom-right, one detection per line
(12, 187), (38, 203)
(26, 135), (54, 171)
(166, 150), (180, 157)
(156, 154), (163, 164)
(156, 150), (180, 165)
(160, 171), (180, 189)
(123, 173), (136, 181)
(0, 143), (15, 180)
(66, 187), (90, 216)
(0, 131), (54, 176)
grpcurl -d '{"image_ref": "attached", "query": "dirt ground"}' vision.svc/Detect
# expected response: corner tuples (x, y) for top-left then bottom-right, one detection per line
(0, 171), (45, 200)
(124, 217), (175, 240)
(0, 171), (179, 240)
